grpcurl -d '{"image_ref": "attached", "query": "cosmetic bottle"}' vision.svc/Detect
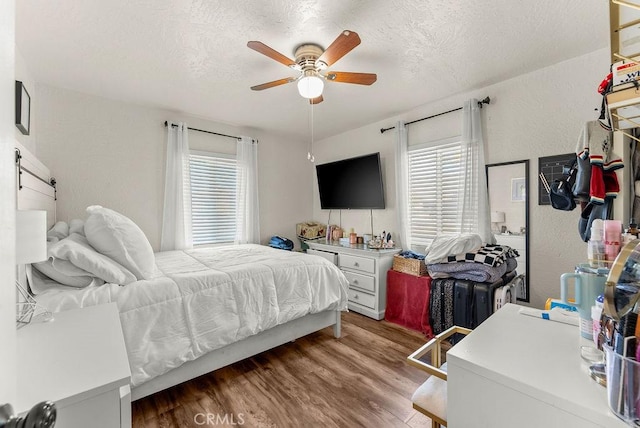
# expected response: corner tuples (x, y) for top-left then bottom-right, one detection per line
(628, 218), (639, 238)
(588, 219), (606, 268)
(349, 228), (357, 244)
(604, 220), (622, 262)
(592, 295), (604, 345)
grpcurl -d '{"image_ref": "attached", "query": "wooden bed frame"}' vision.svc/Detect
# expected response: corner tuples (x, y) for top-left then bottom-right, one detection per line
(15, 141), (343, 401)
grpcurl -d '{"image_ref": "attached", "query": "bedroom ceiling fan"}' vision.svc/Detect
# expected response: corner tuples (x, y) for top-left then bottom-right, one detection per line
(247, 30), (377, 104)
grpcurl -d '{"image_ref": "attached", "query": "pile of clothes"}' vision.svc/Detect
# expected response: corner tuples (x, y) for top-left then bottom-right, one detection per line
(425, 233), (519, 283)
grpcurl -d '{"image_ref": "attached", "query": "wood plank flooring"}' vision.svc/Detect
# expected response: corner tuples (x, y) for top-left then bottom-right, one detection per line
(132, 312), (434, 428)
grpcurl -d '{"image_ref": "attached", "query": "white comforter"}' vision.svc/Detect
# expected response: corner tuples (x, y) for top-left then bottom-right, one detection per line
(36, 244), (349, 386)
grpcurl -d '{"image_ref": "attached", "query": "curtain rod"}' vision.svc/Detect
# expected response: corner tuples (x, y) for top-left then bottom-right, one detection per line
(163, 121), (258, 143)
(379, 96), (491, 134)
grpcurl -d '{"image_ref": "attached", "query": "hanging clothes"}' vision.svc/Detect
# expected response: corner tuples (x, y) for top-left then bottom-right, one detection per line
(575, 120), (623, 205)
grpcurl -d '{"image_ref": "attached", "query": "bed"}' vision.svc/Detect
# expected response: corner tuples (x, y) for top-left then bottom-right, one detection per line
(15, 141), (349, 401)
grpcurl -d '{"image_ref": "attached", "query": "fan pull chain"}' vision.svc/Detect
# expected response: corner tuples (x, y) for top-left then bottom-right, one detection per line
(308, 101), (315, 163)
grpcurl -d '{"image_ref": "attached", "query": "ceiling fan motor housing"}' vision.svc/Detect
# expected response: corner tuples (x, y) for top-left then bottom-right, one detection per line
(294, 44), (325, 71)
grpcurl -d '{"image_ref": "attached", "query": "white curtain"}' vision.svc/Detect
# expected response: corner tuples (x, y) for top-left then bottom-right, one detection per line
(460, 99), (493, 243)
(394, 121), (411, 250)
(235, 136), (260, 244)
(160, 122), (193, 251)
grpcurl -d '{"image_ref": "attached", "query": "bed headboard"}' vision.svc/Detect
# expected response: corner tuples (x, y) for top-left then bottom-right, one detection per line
(15, 141), (56, 229)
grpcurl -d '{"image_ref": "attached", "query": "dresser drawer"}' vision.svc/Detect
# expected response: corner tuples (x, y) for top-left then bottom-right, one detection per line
(307, 248), (337, 265)
(339, 254), (375, 274)
(348, 288), (376, 309)
(343, 270), (375, 293)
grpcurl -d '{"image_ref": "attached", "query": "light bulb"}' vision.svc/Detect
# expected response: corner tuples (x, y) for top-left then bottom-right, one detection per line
(297, 75), (324, 99)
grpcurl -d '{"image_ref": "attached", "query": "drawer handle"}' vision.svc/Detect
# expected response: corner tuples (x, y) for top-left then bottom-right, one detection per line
(354, 262), (359, 267)
(353, 279), (359, 284)
(353, 293), (359, 299)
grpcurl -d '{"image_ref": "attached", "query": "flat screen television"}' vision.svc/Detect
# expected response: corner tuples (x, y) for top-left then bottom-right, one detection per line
(316, 152), (385, 209)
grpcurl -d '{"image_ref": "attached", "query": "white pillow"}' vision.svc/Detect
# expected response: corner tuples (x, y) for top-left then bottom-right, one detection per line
(32, 259), (95, 288)
(425, 233), (483, 264)
(48, 233), (137, 285)
(47, 221), (69, 240)
(29, 265), (104, 295)
(69, 218), (85, 236)
(84, 205), (155, 280)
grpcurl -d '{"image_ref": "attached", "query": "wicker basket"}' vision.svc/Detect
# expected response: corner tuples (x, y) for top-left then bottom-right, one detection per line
(392, 255), (428, 276)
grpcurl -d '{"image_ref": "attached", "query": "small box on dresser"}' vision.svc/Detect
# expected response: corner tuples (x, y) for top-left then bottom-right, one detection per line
(16, 303), (131, 428)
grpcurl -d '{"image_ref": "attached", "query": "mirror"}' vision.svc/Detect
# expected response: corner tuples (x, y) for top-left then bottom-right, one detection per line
(486, 160), (530, 302)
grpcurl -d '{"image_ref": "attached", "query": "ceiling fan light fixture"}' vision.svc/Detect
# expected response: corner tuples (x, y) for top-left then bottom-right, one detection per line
(297, 75), (324, 99)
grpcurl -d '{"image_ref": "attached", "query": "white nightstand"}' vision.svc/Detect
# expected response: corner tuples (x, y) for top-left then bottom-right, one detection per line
(16, 303), (131, 428)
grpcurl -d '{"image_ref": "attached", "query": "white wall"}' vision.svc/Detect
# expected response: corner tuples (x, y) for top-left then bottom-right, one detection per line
(313, 48), (610, 308)
(0, 0), (16, 405)
(34, 85), (313, 251)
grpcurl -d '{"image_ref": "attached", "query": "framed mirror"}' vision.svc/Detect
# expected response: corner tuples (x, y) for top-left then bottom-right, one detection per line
(486, 160), (530, 302)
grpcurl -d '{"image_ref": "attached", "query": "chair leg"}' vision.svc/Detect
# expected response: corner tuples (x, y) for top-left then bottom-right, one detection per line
(431, 420), (440, 428)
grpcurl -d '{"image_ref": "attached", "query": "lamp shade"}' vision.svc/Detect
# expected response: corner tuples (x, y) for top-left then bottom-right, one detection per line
(16, 210), (47, 264)
(491, 211), (505, 223)
(297, 75), (324, 99)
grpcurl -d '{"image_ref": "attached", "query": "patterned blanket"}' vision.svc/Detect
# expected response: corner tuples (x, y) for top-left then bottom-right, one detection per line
(444, 244), (519, 267)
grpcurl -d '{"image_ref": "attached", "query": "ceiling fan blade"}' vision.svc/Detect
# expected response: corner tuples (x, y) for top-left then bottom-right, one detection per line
(326, 72), (377, 85)
(316, 30), (361, 68)
(247, 41), (297, 68)
(250, 77), (296, 91)
(310, 95), (324, 105)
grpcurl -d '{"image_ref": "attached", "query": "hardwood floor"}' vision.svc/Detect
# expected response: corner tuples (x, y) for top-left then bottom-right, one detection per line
(132, 312), (434, 428)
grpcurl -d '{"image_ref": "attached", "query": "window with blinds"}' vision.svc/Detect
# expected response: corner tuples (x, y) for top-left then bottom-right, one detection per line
(408, 138), (466, 247)
(188, 151), (237, 245)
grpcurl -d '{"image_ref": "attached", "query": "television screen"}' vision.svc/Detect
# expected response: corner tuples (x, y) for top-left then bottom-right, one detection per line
(316, 153), (385, 209)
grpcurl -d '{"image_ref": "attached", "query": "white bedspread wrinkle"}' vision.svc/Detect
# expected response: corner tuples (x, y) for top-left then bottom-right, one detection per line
(36, 244), (349, 386)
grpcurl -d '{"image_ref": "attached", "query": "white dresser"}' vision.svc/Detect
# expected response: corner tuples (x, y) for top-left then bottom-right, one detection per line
(307, 239), (399, 320)
(447, 303), (626, 428)
(16, 303), (131, 428)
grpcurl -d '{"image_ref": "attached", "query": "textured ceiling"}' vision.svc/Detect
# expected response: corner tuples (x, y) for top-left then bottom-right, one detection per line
(16, 0), (608, 141)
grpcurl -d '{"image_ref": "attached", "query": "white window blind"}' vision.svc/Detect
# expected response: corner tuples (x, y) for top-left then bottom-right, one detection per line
(408, 138), (465, 247)
(188, 151), (237, 245)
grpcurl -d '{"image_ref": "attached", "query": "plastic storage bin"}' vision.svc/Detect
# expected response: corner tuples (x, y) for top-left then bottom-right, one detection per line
(604, 344), (640, 426)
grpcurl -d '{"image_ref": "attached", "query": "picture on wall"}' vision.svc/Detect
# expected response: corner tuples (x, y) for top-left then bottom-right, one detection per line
(511, 178), (526, 202)
(15, 80), (30, 135)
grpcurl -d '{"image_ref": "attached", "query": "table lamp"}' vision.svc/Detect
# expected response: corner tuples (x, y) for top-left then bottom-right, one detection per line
(15, 210), (47, 326)
(491, 211), (505, 233)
